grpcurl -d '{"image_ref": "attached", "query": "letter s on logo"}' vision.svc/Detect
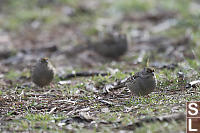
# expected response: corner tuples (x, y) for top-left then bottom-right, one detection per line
(188, 103), (198, 116)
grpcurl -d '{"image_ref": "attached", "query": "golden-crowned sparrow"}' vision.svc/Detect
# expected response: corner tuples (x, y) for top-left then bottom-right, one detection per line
(90, 32), (128, 59)
(31, 58), (55, 87)
(125, 67), (156, 96)
(65, 32), (128, 59)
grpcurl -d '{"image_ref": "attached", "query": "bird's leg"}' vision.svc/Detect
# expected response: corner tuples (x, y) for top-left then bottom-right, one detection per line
(32, 85), (40, 98)
(43, 85), (51, 97)
(130, 92), (138, 104)
(49, 82), (55, 88)
(143, 94), (150, 98)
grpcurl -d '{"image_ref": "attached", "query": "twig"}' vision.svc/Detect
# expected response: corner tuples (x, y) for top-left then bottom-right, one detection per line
(151, 63), (178, 70)
(111, 84), (126, 91)
(20, 45), (58, 53)
(115, 113), (185, 130)
(60, 72), (109, 80)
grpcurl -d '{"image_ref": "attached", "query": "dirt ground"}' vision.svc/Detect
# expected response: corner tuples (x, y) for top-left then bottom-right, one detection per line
(0, 0), (200, 132)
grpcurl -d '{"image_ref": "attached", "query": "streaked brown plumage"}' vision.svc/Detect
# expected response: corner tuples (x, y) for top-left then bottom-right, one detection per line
(31, 58), (55, 87)
(126, 67), (156, 96)
(90, 32), (128, 59)
(65, 32), (128, 59)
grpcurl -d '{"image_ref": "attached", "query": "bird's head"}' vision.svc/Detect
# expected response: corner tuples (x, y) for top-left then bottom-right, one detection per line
(143, 67), (155, 76)
(40, 58), (49, 64)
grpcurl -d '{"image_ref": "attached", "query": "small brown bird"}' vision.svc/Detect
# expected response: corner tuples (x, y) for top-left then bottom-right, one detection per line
(65, 32), (128, 59)
(126, 67), (157, 96)
(90, 32), (128, 59)
(31, 58), (55, 87)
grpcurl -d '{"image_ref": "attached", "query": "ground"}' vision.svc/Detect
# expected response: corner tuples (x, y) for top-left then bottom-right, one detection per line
(0, 0), (200, 132)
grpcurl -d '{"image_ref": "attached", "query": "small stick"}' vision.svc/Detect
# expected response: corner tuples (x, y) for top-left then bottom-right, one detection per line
(60, 72), (109, 80)
(115, 113), (185, 130)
